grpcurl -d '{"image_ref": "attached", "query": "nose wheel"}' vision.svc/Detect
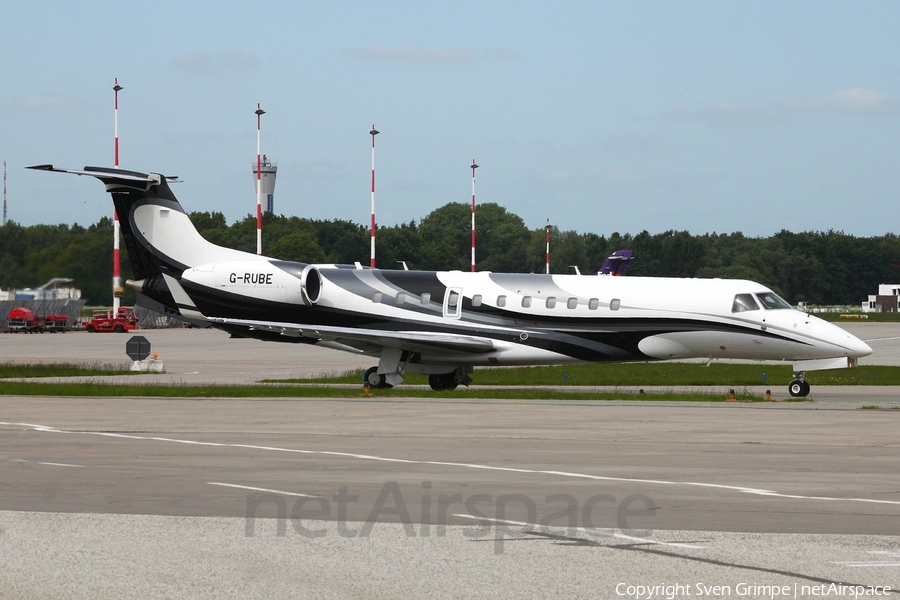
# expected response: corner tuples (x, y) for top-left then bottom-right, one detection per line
(788, 377), (810, 397)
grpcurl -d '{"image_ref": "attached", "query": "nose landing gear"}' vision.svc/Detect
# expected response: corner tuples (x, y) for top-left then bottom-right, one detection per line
(788, 374), (810, 397)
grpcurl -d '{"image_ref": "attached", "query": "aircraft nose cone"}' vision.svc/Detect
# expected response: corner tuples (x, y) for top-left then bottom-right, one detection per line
(815, 317), (873, 359)
(830, 324), (873, 358)
(848, 335), (873, 359)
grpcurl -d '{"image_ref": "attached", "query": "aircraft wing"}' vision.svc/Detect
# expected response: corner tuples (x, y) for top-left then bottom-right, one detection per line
(211, 317), (497, 356)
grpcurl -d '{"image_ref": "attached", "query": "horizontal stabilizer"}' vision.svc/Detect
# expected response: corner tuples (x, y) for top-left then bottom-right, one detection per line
(26, 165), (179, 190)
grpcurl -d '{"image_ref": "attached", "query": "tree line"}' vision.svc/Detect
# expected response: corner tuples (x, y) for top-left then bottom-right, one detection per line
(1, 202), (897, 306)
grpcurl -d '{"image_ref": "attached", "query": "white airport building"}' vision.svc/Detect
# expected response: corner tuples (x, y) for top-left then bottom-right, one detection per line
(862, 283), (900, 313)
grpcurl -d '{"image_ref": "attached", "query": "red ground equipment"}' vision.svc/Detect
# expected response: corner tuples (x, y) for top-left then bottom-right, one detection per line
(45, 314), (69, 332)
(85, 307), (139, 333)
(7, 307), (46, 333)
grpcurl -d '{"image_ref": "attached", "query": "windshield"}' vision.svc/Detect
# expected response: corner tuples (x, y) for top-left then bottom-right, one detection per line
(756, 291), (792, 310)
(732, 294), (759, 313)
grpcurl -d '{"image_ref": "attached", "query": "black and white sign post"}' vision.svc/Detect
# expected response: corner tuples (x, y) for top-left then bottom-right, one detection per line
(126, 335), (165, 373)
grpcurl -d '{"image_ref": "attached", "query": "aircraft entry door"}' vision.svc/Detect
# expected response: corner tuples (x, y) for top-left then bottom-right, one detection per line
(443, 288), (463, 319)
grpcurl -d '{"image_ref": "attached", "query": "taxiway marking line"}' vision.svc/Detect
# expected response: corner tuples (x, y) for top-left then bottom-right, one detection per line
(6, 458), (84, 468)
(2, 420), (899, 508)
(453, 514), (706, 549)
(207, 482), (321, 498)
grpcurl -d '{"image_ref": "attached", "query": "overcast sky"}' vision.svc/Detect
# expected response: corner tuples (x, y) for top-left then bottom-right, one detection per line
(2, 1), (899, 237)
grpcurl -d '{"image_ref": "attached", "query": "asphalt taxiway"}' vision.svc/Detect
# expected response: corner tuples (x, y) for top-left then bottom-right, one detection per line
(1, 325), (898, 598)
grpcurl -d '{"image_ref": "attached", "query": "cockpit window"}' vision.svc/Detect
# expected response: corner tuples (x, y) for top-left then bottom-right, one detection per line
(756, 292), (792, 310)
(732, 294), (759, 313)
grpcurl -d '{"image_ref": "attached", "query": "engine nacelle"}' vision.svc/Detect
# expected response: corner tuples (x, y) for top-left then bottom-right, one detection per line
(299, 265), (322, 306)
(181, 261), (322, 306)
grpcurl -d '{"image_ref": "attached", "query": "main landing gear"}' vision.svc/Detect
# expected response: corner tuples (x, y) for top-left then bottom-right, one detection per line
(427, 367), (472, 391)
(364, 366), (392, 390)
(428, 373), (458, 391)
(364, 364), (472, 391)
(788, 373), (810, 397)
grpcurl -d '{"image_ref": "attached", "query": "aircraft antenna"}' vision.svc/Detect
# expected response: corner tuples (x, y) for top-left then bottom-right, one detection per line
(112, 78), (124, 314)
(255, 104), (265, 255)
(370, 125), (379, 268)
(470, 160), (479, 272)
(545, 218), (551, 274)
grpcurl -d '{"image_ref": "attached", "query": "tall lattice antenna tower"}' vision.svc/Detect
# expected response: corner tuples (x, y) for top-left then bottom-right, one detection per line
(3, 160), (7, 226)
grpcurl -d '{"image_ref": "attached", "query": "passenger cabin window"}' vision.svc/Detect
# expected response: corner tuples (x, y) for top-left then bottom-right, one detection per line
(521, 296), (532, 308)
(756, 292), (792, 310)
(545, 297), (557, 309)
(610, 298), (621, 311)
(472, 294), (483, 307)
(420, 293), (431, 305)
(497, 295), (507, 307)
(395, 292), (406, 304)
(588, 298), (599, 310)
(732, 294), (759, 313)
(567, 297), (578, 310)
(372, 292), (382, 304)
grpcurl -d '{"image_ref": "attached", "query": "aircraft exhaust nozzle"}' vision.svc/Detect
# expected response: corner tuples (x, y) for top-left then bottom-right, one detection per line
(125, 279), (146, 293)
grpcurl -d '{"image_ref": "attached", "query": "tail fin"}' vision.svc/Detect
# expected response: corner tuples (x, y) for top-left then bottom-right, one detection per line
(28, 165), (264, 314)
(598, 250), (633, 276)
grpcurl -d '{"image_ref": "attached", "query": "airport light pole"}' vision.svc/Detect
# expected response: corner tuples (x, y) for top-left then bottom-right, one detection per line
(112, 78), (123, 314)
(545, 218), (551, 274)
(470, 160), (479, 272)
(255, 104), (265, 255)
(370, 125), (379, 268)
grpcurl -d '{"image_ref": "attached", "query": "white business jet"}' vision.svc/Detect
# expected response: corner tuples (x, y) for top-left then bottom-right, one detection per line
(29, 165), (872, 396)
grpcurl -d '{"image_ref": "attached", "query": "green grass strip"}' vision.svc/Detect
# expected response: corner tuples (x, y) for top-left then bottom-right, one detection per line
(0, 380), (783, 402)
(0, 362), (133, 378)
(817, 312), (900, 322)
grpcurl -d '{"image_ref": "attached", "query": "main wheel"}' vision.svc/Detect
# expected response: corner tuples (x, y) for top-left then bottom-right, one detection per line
(428, 373), (459, 391)
(364, 366), (392, 389)
(85, 324), (96, 332)
(788, 380), (810, 397)
(114, 324), (125, 333)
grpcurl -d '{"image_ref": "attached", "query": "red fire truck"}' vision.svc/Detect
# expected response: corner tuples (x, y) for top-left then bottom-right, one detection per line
(84, 307), (139, 333)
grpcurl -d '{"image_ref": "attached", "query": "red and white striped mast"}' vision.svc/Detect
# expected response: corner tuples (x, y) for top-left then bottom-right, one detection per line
(255, 104), (265, 255)
(369, 125), (379, 268)
(470, 160), (479, 272)
(112, 78), (123, 314)
(3, 160), (7, 227)
(545, 218), (551, 274)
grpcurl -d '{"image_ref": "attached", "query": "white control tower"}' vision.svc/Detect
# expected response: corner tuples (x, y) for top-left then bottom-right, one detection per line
(252, 155), (278, 213)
